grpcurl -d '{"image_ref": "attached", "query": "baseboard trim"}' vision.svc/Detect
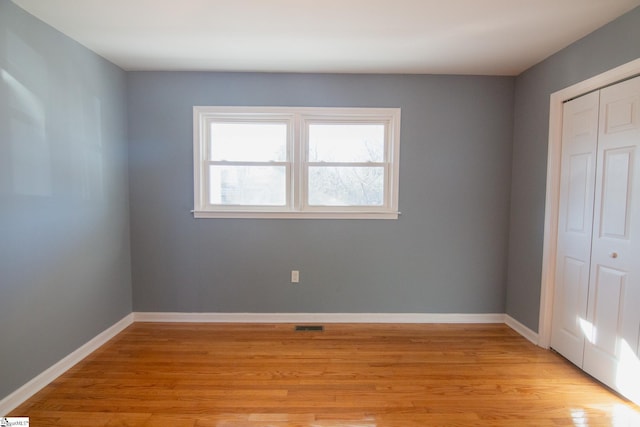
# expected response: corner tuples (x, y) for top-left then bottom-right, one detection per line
(505, 315), (539, 345)
(133, 312), (506, 324)
(0, 313), (134, 416)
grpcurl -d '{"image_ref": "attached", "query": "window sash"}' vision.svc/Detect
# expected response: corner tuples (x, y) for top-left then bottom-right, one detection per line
(301, 117), (393, 211)
(205, 161), (291, 209)
(196, 113), (294, 211)
(303, 162), (390, 209)
(306, 122), (387, 163)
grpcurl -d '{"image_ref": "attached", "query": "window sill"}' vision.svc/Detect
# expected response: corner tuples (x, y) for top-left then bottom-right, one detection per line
(192, 210), (400, 220)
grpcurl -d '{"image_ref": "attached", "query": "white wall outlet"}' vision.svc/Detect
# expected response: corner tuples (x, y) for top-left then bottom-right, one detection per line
(291, 270), (300, 283)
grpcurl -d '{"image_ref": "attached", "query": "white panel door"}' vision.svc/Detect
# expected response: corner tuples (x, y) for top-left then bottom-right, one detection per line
(583, 76), (640, 403)
(550, 92), (599, 366)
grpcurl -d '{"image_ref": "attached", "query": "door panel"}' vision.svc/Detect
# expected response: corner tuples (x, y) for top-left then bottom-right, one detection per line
(567, 153), (593, 233)
(600, 147), (633, 239)
(558, 257), (589, 340)
(604, 97), (638, 134)
(551, 91), (599, 366)
(589, 266), (625, 358)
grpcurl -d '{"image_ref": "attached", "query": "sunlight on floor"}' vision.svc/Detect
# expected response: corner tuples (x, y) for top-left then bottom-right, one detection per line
(571, 404), (640, 427)
(611, 404), (640, 426)
(571, 408), (588, 427)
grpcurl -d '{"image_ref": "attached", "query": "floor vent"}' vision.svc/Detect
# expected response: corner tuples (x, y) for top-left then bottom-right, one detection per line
(294, 325), (324, 332)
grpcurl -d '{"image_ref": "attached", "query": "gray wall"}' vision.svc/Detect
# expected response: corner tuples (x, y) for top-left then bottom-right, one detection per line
(128, 72), (514, 313)
(0, 0), (131, 400)
(506, 6), (640, 331)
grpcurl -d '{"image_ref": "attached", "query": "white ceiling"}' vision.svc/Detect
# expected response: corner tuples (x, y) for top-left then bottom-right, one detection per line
(12, 0), (640, 76)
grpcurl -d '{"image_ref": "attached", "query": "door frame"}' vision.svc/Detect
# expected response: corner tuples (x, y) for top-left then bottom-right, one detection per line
(538, 58), (640, 349)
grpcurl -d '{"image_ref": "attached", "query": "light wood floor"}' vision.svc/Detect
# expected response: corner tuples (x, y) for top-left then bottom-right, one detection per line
(10, 323), (640, 426)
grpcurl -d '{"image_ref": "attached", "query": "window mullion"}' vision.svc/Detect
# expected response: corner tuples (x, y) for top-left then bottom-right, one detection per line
(299, 115), (309, 211)
(292, 114), (302, 211)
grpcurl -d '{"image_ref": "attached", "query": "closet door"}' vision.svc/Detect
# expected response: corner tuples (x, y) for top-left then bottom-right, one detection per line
(550, 92), (599, 366)
(582, 76), (640, 401)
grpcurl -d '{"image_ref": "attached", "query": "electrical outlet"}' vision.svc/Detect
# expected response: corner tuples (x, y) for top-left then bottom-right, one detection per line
(291, 270), (300, 283)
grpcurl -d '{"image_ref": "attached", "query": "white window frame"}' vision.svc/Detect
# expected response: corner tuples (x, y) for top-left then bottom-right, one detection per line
(193, 106), (401, 219)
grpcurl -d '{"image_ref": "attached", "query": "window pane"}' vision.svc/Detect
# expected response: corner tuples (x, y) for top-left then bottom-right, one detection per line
(210, 123), (287, 161)
(309, 124), (385, 162)
(308, 166), (384, 206)
(209, 165), (286, 205)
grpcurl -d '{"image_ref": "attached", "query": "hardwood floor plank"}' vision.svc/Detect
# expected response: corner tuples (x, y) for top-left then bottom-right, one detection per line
(9, 323), (640, 426)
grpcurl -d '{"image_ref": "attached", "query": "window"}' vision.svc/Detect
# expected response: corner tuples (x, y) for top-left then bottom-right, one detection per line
(193, 107), (401, 219)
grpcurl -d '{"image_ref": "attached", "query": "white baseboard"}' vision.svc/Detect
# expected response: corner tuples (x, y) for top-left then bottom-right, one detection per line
(0, 313), (134, 417)
(133, 312), (506, 324)
(505, 314), (539, 345)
